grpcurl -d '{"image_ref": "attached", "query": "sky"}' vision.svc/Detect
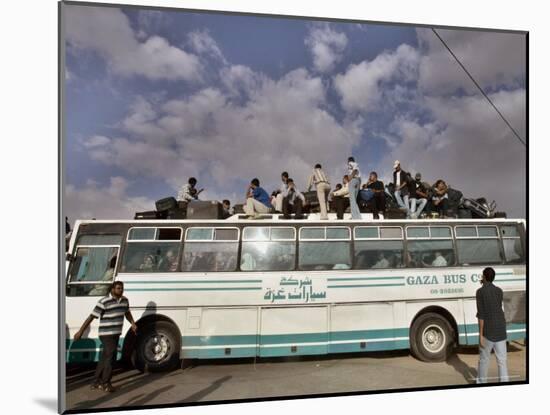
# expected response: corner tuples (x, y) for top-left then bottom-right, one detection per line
(63, 4), (526, 221)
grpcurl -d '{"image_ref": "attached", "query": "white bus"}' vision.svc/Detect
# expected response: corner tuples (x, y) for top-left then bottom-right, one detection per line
(65, 214), (526, 372)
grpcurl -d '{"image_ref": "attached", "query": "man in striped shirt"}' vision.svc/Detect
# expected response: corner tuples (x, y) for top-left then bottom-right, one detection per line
(306, 163), (331, 220)
(73, 281), (137, 392)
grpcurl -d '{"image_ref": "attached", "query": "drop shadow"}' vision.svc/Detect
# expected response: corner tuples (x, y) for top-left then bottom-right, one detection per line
(446, 353), (477, 383)
(33, 398), (57, 413)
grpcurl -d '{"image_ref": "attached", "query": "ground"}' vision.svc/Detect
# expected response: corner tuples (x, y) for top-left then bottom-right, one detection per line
(65, 341), (526, 411)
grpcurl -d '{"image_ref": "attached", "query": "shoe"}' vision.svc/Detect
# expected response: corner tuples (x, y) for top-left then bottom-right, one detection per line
(101, 383), (116, 393)
(90, 383), (101, 391)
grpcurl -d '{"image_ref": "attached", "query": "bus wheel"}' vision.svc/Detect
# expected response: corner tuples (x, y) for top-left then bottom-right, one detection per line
(410, 312), (455, 362)
(133, 321), (181, 373)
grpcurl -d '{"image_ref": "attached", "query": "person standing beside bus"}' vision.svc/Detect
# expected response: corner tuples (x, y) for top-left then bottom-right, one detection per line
(306, 163), (331, 220)
(347, 156), (362, 220)
(73, 281), (137, 392)
(476, 267), (509, 383)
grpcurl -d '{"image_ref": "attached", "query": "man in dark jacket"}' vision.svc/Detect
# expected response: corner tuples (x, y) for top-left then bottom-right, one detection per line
(392, 160), (409, 210)
(476, 267), (509, 383)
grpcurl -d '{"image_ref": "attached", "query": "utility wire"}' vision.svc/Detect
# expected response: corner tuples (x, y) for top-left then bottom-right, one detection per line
(431, 28), (526, 147)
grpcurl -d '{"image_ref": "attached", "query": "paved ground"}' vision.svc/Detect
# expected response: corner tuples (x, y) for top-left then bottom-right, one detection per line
(65, 342), (526, 411)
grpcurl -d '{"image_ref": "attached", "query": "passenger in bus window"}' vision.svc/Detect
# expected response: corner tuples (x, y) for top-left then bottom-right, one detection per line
(158, 250), (178, 272)
(431, 251), (448, 267)
(139, 254), (155, 271)
(241, 252), (257, 271)
(372, 252), (390, 269)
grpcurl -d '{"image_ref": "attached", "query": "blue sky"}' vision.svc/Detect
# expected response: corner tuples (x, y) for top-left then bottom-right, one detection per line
(63, 4), (526, 220)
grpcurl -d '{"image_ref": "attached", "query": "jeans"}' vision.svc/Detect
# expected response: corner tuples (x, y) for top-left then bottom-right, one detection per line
(93, 334), (120, 385)
(349, 177), (362, 219)
(409, 198), (427, 218)
(394, 190), (409, 210)
(477, 337), (509, 383)
(359, 189), (375, 203)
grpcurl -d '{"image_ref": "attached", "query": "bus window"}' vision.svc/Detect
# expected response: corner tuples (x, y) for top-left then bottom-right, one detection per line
(354, 241), (404, 269)
(182, 227), (239, 272)
(407, 240), (455, 268)
(121, 227), (182, 273)
(299, 227), (351, 270)
(501, 225), (524, 264)
(241, 227), (295, 271)
(67, 234), (121, 296)
(455, 225), (502, 265)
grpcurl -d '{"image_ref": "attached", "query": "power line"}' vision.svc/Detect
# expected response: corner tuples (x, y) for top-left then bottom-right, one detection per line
(431, 28), (526, 147)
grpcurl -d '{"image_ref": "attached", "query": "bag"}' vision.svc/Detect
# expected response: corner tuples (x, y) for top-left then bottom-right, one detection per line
(457, 208), (472, 219)
(447, 187), (463, 210)
(303, 190), (319, 207)
(134, 210), (162, 220)
(166, 207), (187, 219)
(385, 207), (407, 219)
(187, 201), (224, 219)
(233, 204), (245, 214)
(155, 197), (177, 212)
(463, 198), (492, 218)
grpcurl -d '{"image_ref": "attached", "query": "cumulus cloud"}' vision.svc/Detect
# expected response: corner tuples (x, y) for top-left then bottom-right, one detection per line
(334, 44), (420, 113)
(188, 30), (226, 63)
(372, 88), (526, 217)
(305, 23), (348, 73)
(81, 67), (362, 201)
(65, 177), (156, 220)
(416, 28), (526, 95)
(65, 5), (202, 82)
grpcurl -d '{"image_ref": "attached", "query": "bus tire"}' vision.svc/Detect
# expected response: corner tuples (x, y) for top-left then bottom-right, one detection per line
(410, 312), (455, 362)
(133, 321), (181, 373)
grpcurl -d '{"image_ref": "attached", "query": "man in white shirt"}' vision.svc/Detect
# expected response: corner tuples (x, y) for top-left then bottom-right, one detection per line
(432, 251), (448, 267)
(347, 157), (362, 220)
(372, 252), (390, 269)
(307, 163), (331, 220)
(282, 178), (306, 219)
(177, 177), (203, 204)
(274, 171), (289, 213)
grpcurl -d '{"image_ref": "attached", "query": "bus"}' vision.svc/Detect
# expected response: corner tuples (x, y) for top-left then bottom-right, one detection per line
(64, 213), (526, 372)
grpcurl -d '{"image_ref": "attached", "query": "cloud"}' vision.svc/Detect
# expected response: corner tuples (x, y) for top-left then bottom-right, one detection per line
(372, 88), (526, 217)
(188, 30), (226, 63)
(416, 28), (526, 95)
(334, 44), (420, 113)
(65, 5), (202, 82)
(65, 177), (156, 220)
(305, 23), (348, 73)
(81, 67), (362, 201)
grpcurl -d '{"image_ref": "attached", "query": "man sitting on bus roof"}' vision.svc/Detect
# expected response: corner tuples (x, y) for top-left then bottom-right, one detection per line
(332, 175), (350, 220)
(282, 178), (305, 220)
(244, 178), (272, 219)
(177, 177), (203, 209)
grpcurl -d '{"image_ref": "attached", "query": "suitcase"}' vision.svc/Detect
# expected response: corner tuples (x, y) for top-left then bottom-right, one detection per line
(166, 207), (187, 219)
(303, 190), (319, 207)
(385, 207), (407, 219)
(187, 201), (224, 219)
(233, 204), (245, 214)
(134, 210), (161, 220)
(155, 197), (177, 212)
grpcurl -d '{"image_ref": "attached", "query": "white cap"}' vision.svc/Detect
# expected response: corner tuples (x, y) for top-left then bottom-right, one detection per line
(393, 160), (400, 169)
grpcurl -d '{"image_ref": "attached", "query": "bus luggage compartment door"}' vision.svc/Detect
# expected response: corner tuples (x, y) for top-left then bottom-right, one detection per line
(259, 306), (328, 357)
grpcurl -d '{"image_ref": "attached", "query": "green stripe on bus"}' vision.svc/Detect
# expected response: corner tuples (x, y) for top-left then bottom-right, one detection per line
(327, 283), (406, 288)
(124, 287), (263, 292)
(327, 277), (405, 282)
(496, 273), (514, 276)
(497, 279), (526, 282)
(123, 280), (263, 284)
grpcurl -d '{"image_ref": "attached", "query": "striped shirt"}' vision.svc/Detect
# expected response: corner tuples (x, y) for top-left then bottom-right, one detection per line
(91, 294), (130, 336)
(307, 168), (330, 190)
